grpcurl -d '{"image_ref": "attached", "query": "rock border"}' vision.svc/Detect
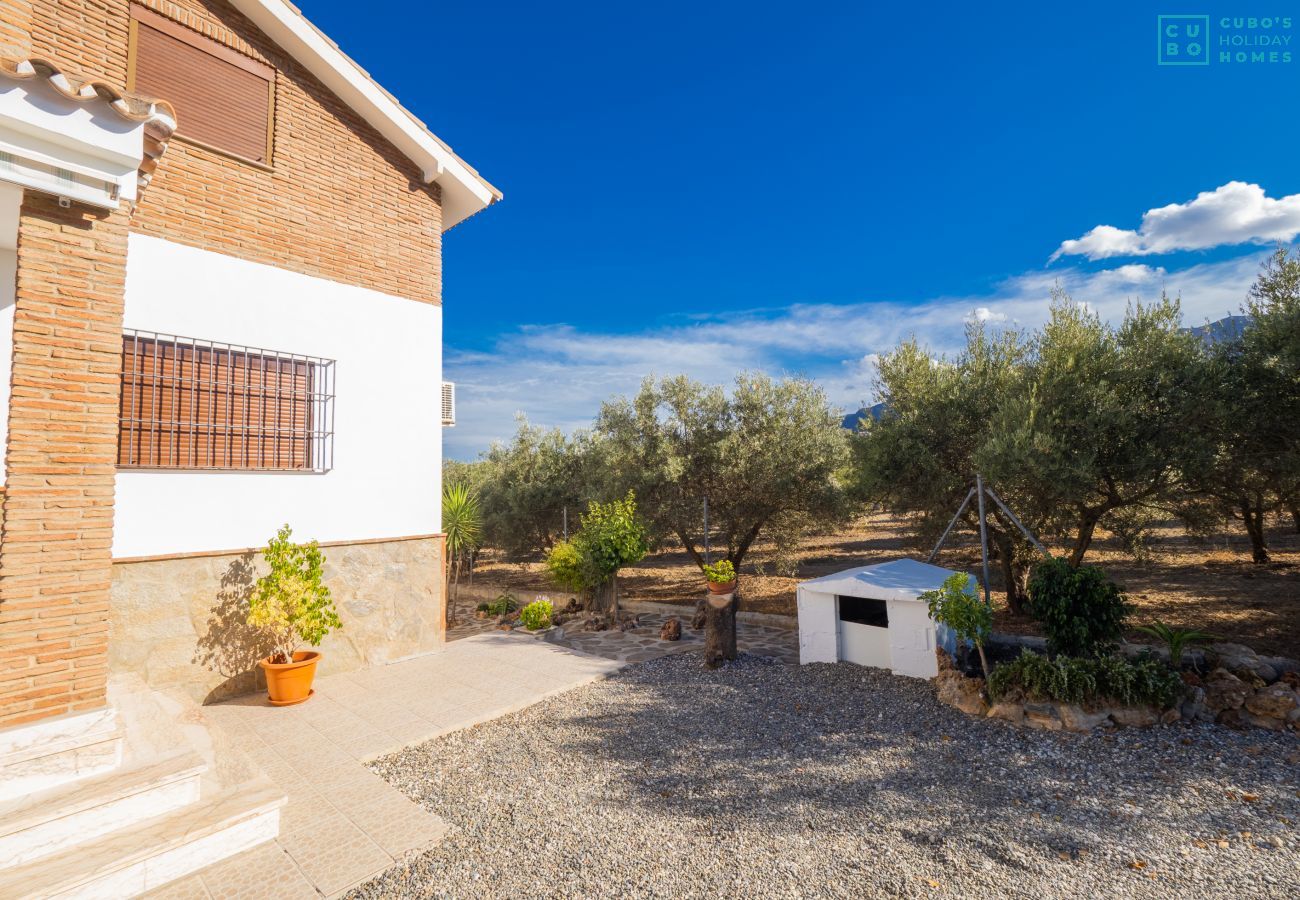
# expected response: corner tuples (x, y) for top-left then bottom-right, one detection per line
(935, 643), (1300, 734)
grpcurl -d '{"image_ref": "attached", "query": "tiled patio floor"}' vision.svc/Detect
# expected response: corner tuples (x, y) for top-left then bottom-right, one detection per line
(151, 635), (620, 898)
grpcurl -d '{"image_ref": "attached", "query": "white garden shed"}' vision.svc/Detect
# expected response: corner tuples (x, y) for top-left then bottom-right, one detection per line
(796, 558), (966, 678)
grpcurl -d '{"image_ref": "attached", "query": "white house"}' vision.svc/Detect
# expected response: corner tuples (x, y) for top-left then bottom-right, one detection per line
(0, 0), (498, 892)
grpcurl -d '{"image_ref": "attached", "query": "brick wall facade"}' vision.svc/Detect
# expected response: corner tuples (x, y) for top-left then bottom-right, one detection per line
(0, 0), (449, 726)
(22, 0), (445, 304)
(0, 196), (129, 728)
(0, 0), (32, 59)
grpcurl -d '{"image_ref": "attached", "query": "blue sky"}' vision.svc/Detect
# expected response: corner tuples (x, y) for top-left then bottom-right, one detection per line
(299, 2), (1300, 457)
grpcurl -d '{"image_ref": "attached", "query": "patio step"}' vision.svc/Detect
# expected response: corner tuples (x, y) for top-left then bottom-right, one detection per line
(0, 750), (206, 868)
(0, 707), (124, 802)
(0, 776), (284, 899)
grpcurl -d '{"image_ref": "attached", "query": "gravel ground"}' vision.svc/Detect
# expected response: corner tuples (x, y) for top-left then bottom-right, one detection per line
(349, 653), (1299, 899)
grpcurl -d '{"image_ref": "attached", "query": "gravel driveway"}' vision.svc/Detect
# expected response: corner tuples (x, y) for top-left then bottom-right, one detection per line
(349, 653), (1299, 899)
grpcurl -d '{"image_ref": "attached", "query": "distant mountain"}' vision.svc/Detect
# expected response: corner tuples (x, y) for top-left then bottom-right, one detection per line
(841, 401), (888, 431)
(1186, 315), (1251, 345)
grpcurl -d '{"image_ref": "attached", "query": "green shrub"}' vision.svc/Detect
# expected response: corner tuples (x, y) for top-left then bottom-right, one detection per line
(921, 572), (992, 678)
(476, 592), (517, 617)
(543, 494), (649, 623)
(576, 492), (649, 584)
(544, 539), (587, 593)
(702, 559), (736, 584)
(988, 650), (1184, 709)
(1028, 556), (1132, 657)
(519, 597), (554, 631)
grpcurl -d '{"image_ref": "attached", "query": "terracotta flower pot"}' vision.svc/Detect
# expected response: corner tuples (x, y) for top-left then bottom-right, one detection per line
(260, 650), (320, 706)
(706, 579), (737, 595)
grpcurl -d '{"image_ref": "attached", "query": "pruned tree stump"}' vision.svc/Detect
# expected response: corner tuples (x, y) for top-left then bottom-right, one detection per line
(703, 591), (737, 669)
(691, 599), (707, 630)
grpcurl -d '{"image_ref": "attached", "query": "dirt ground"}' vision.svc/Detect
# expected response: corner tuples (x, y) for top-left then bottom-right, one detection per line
(471, 512), (1300, 657)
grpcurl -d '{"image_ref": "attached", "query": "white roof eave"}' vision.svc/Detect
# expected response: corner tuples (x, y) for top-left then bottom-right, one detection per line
(226, 0), (500, 230)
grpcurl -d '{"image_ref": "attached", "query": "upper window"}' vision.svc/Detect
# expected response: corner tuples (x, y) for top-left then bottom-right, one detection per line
(128, 5), (275, 165)
(118, 331), (335, 472)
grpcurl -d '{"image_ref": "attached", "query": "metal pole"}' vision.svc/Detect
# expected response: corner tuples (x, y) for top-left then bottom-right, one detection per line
(703, 497), (711, 565)
(927, 486), (976, 562)
(984, 486), (1048, 556)
(976, 474), (991, 606)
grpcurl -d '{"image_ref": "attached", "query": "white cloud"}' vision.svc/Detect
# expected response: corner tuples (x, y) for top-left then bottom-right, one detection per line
(444, 252), (1269, 459)
(1051, 182), (1300, 261)
(965, 306), (1007, 324)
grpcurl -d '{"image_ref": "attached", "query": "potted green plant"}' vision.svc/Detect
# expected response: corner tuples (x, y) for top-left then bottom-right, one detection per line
(247, 524), (341, 706)
(703, 559), (737, 595)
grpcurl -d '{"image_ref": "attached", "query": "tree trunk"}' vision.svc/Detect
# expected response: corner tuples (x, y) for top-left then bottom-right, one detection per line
(444, 553), (454, 628)
(1240, 499), (1270, 564)
(1289, 501), (1300, 535)
(675, 528), (708, 570)
(703, 591), (737, 669)
(449, 554), (461, 626)
(591, 578), (620, 624)
(1068, 516), (1100, 568)
(990, 528), (1028, 615)
(728, 519), (768, 571)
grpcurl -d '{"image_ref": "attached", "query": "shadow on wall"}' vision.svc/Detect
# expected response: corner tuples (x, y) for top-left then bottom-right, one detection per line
(192, 551), (275, 704)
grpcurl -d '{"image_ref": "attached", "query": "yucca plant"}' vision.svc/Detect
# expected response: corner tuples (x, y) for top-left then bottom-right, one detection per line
(1134, 621), (1216, 670)
(442, 482), (482, 626)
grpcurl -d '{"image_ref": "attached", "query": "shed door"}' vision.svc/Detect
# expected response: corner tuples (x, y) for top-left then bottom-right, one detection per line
(837, 596), (891, 669)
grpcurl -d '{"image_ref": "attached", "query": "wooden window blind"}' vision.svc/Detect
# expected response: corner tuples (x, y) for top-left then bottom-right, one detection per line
(118, 331), (335, 472)
(128, 5), (275, 164)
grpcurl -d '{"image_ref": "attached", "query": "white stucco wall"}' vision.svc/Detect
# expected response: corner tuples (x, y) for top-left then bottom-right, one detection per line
(114, 234), (442, 557)
(884, 598), (938, 679)
(0, 182), (19, 484)
(796, 585), (839, 664)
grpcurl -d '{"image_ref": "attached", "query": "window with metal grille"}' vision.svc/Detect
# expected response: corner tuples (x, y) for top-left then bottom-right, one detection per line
(117, 331), (335, 472)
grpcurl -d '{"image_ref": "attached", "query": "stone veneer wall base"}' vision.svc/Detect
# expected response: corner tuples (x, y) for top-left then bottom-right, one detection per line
(110, 535), (445, 704)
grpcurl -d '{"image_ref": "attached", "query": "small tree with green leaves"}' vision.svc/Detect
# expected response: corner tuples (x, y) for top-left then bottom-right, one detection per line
(544, 491), (648, 622)
(922, 573), (992, 679)
(247, 525), (340, 664)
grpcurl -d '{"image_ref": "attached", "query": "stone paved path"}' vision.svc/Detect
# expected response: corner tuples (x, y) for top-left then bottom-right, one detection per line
(542, 609), (800, 665)
(446, 584), (801, 665)
(147, 635), (620, 898)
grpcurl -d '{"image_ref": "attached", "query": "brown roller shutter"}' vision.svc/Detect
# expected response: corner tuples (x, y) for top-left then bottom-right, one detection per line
(129, 6), (274, 164)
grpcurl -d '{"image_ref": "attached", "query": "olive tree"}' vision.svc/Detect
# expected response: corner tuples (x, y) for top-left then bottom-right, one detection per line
(473, 416), (601, 557)
(1243, 248), (1300, 533)
(1183, 248), (1300, 560)
(982, 292), (1202, 567)
(855, 322), (1038, 612)
(597, 373), (852, 574)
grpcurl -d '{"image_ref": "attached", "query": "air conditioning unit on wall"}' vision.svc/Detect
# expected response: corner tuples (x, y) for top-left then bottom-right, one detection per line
(441, 381), (456, 427)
